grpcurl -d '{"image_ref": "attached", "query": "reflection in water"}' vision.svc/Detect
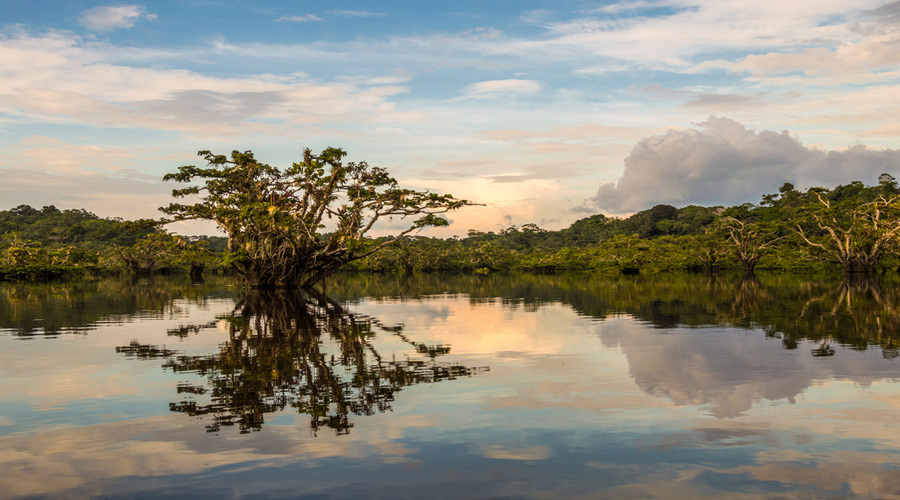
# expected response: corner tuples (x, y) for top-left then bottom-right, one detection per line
(328, 273), (900, 419)
(0, 275), (238, 336)
(327, 272), (900, 356)
(3, 272), (898, 356)
(3, 273), (900, 498)
(121, 288), (488, 434)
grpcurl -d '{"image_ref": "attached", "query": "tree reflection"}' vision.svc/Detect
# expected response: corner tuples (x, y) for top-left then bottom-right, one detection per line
(325, 272), (900, 357)
(7, 272), (899, 358)
(774, 275), (900, 358)
(143, 288), (487, 435)
(0, 276), (236, 336)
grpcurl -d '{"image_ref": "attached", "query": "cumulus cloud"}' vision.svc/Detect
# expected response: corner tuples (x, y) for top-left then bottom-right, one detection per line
(587, 116), (900, 213)
(79, 5), (155, 32)
(599, 316), (900, 418)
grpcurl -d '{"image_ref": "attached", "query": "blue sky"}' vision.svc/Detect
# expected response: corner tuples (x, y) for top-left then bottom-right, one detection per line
(2, 1), (900, 235)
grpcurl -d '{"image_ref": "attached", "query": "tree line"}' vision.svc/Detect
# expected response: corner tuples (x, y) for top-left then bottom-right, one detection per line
(0, 204), (227, 280)
(348, 176), (900, 276)
(2, 147), (899, 283)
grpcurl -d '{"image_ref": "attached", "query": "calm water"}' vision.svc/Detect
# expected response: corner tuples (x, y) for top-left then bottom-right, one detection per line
(2, 273), (899, 499)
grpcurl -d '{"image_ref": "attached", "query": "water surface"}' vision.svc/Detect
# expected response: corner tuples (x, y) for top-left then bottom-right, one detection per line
(2, 273), (899, 499)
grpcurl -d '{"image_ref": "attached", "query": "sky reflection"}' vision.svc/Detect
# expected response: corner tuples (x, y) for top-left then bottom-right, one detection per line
(1, 276), (899, 498)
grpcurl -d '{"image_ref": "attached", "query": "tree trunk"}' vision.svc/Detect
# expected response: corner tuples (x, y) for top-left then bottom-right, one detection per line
(189, 262), (205, 283)
(843, 254), (879, 274)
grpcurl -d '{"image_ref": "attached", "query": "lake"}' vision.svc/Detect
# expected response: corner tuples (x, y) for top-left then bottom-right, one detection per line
(1, 272), (899, 499)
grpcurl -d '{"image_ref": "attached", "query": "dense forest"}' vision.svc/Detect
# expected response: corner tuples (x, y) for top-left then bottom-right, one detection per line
(0, 204), (226, 280)
(2, 176), (899, 281)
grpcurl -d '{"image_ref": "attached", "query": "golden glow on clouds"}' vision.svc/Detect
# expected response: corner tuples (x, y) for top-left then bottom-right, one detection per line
(2, 0), (899, 228)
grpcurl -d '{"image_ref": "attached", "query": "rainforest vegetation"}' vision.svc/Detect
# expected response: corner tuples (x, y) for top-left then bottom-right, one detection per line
(2, 173), (900, 282)
(160, 148), (473, 288)
(0, 204), (226, 280)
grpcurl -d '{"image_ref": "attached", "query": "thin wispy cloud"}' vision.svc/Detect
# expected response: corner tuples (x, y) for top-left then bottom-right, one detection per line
(275, 14), (323, 23)
(79, 5), (156, 32)
(459, 79), (543, 99)
(329, 10), (387, 18)
(592, 0), (684, 15)
(517, 9), (557, 26)
(0, 31), (418, 138)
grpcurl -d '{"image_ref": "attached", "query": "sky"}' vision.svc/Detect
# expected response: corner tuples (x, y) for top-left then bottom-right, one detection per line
(2, 0), (900, 236)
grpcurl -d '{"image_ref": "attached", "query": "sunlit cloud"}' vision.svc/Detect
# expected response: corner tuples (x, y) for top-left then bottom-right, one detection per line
(0, 32), (417, 137)
(587, 117), (900, 214)
(79, 5), (156, 32)
(3, 0), (900, 230)
(458, 79), (543, 99)
(732, 37), (900, 80)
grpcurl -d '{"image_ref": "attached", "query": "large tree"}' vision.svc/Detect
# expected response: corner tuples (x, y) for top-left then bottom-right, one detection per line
(161, 148), (473, 288)
(795, 181), (900, 274)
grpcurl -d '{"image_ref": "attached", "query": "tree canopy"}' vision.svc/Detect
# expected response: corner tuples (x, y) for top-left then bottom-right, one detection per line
(4, 170), (900, 282)
(160, 148), (473, 288)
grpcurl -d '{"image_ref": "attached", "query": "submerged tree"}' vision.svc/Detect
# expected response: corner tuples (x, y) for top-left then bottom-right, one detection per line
(161, 148), (474, 288)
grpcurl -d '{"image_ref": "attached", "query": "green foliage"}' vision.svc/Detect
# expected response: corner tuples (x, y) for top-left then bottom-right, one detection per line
(791, 181), (900, 273)
(0, 204), (155, 248)
(5, 172), (900, 282)
(111, 232), (218, 276)
(564, 214), (616, 246)
(0, 204), (228, 281)
(161, 148), (473, 288)
(350, 177), (900, 277)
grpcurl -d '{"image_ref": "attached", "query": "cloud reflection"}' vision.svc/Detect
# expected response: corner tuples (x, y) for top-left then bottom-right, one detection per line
(4, 274), (900, 498)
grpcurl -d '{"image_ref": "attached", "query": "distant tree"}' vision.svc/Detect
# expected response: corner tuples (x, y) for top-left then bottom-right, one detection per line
(161, 148), (474, 288)
(116, 232), (180, 275)
(878, 173), (899, 195)
(795, 184), (900, 274)
(2, 234), (43, 266)
(564, 214), (617, 246)
(717, 217), (783, 274)
(619, 204), (679, 238)
(688, 227), (727, 273)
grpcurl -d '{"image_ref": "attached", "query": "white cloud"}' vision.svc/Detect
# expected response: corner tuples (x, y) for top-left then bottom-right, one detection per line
(459, 79), (543, 99)
(600, 316), (900, 418)
(329, 10), (387, 18)
(732, 36), (900, 80)
(4, 1), (900, 232)
(0, 32), (418, 137)
(275, 14), (323, 23)
(587, 117), (900, 213)
(544, 0), (886, 70)
(79, 5), (156, 32)
(518, 9), (557, 26)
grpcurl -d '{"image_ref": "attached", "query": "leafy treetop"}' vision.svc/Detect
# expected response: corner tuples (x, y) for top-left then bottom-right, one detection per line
(161, 148), (474, 288)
